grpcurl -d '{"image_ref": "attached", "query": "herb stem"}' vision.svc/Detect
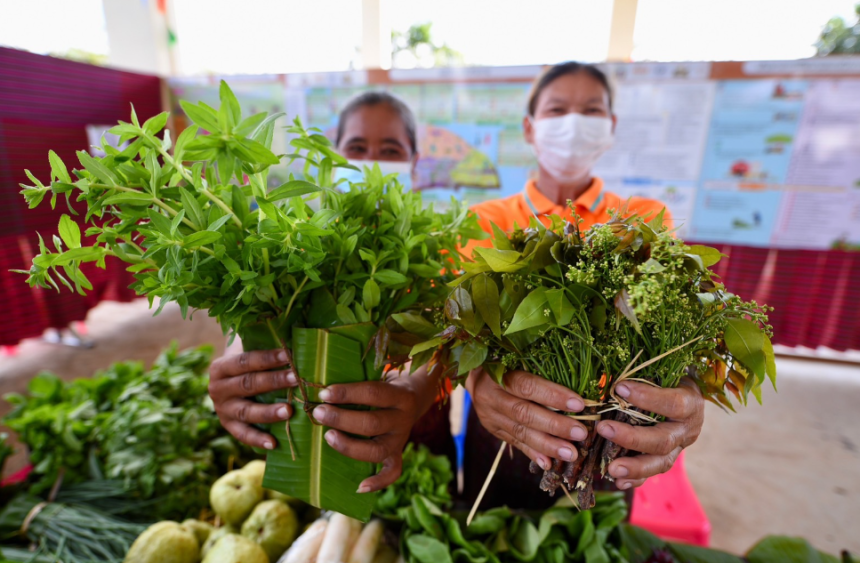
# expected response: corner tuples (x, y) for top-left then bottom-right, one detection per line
(283, 276), (309, 322)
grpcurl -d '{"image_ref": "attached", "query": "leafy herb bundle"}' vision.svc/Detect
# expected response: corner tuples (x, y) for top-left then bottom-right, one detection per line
(2, 344), (249, 521)
(373, 443), (453, 520)
(400, 208), (776, 508)
(15, 81), (483, 521)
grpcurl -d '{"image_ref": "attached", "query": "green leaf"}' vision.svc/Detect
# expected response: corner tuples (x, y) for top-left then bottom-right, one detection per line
(457, 341), (488, 376)
(267, 180), (324, 201)
(77, 151), (118, 185)
(411, 336), (445, 356)
(180, 100), (221, 133)
(505, 288), (549, 335)
(234, 112), (268, 136)
(473, 247), (526, 273)
(336, 304), (358, 325)
(640, 258), (666, 274)
(686, 245), (724, 267)
(183, 231), (222, 247)
(669, 543), (745, 563)
(374, 269), (408, 286)
(261, 327), (379, 522)
(179, 189), (204, 228)
(234, 138), (280, 165)
(747, 536), (836, 563)
(763, 335), (777, 390)
(102, 192), (154, 206)
(48, 150), (71, 183)
(219, 80), (242, 128)
(724, 318), (767, 382)
(472, 274), (501, 337)
(491, 222), (513, 250)
(363, 278), (380, 309)
(407, 535), (453, 563)
(392, 313), (438, 339)
(58, 214), (81, 249)
(143, 111), (169, 135)
(545, 288), (574, 326)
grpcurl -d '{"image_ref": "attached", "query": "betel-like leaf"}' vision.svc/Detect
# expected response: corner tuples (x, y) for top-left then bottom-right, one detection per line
(457, 340), (488, 376)
(473, 247), (526, 273)
(544, 288), (574, 327)
(472, 274), (501, 337)
(262, 327), (379, 522)
(505, 288), (549, 335)
(490, 222), (513, 250)
(686, 244), (725, 267)
(392, 312), (438, 339)
(724, 317), (767, 383)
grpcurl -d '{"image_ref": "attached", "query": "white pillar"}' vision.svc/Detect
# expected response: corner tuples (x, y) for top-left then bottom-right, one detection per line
(607, 0), (639, 62)
(361, 0), (392, 70)
(103, 0), (179, 75)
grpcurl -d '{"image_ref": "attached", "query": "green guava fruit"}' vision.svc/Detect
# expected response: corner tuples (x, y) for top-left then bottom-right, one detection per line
(241, 500), (299, 560)
(124, 521), (198, 563)
(210, 469), (263, 525)
(202, 533), (269, 563)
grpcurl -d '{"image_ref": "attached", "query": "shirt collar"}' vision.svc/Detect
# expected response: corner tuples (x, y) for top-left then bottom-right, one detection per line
(524, 177), (605, 215)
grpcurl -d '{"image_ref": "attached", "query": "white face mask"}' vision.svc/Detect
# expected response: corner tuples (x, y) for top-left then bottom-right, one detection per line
(530, 113), (614, 183)
(333, 159), (414, 191)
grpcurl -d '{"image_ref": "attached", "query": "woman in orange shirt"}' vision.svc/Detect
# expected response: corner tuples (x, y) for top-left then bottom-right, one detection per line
(463, 62), (704, 507)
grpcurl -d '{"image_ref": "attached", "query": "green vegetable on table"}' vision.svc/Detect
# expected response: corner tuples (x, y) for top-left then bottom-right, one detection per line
(2, 344), (251, 522)
(15, 81), (483, 521)
(374, 443), (453, 520)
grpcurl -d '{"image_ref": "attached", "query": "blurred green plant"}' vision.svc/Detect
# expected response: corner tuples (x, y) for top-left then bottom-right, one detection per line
(816, 3), (860, 55)
(392, 22), (465, 68)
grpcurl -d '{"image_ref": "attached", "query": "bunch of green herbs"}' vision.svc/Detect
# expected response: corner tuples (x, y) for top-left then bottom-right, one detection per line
(399, 207), (775, 507)
(2, 344), (250, 521)
(373, 443), (453, 520)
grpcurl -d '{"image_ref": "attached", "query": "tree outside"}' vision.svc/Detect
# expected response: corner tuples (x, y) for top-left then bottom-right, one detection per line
(816, 3), (860, 55)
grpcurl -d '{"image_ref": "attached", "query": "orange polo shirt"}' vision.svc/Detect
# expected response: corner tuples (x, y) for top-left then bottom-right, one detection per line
(463, 177), (673, 256)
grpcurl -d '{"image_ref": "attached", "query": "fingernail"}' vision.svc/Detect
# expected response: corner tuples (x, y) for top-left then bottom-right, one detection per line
(277, 350), (288, 363)
(538, 458), (549, 470)
(286, 371), (297, 385)
(597, 423), (615, 439)
(616, 384), (630, 398)
(263, 441), (274, 450)
(619, 481), (632, 490)
(318, 389), (331, 402)
(613, 465), (629, 478)
(566, 398), (584, 412)
(571, 426), (587, 441)
(559, 447), (574, 461)
(324, 429), (336, 445)
(313, 405), (327, 423)
(356, 484), (371, 494)
(276, 405), (289, 419)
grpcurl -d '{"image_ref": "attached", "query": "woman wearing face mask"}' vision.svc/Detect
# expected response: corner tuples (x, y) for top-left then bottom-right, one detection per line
(462, 62), (705, 509)
(207, 92), (451, 494)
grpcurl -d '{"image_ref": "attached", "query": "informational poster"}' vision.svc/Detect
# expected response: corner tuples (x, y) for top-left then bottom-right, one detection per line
(166, 60), (860, 250)
(594, 81), (716, 182)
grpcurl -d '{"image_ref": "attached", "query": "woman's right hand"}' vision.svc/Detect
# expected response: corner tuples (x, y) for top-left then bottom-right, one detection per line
(208, 349), (297, 450)
(465, 367), (589, 470)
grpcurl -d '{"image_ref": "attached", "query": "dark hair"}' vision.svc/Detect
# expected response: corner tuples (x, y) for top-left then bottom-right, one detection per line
(527, 62), (613, 116)
(335, 91), (418, 154)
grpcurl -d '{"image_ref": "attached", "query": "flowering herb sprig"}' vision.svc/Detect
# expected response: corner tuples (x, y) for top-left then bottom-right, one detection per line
(397, 205), (776, 507)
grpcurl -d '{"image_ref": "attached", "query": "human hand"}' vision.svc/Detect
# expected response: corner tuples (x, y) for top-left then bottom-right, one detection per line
(311, 374), (425, 493)
(208, 349), (296, 450)
(596, 376), (705, 490)
(465, 368), (588, 470)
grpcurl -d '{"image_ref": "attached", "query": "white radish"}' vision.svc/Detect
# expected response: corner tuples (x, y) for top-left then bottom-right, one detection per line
(317, 513), (362, 563)
(279, 519), (328, 563)
(370, 544), (398, 563)
(346, 520), (385, 563)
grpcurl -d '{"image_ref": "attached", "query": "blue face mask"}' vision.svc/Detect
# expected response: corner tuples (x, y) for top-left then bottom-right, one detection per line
(334, 160), (414, 191)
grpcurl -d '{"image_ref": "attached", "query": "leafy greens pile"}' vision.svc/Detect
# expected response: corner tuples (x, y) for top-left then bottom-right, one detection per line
(15, 81), (483, 521)
(374, 443), (454, 520)
(400, 209), (776, 508)
(2, 344), (250, 521)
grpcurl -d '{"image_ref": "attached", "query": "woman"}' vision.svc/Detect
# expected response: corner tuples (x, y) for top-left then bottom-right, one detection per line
(462, 62), (705, 509)
(207, 92), (450, 494)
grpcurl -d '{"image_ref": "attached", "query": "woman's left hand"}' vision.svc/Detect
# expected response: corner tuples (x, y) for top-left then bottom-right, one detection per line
(310, 372), (428, 493)
(596, 376), (704, 490)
